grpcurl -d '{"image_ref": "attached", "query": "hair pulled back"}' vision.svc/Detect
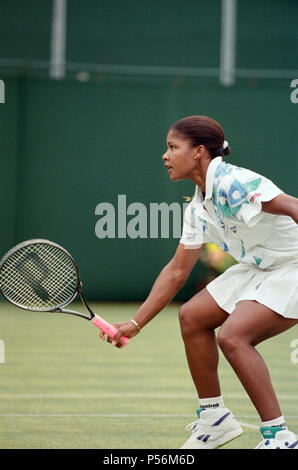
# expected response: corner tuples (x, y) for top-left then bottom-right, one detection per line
(170, 115), (230, 158)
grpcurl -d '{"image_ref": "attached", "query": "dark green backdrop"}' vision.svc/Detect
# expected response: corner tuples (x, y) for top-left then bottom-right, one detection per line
(0, 0), (297, 300)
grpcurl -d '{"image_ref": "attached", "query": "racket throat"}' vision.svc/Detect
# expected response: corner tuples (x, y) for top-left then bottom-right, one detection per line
(78, 288), (96, 320)
(53, 307), (90, 320)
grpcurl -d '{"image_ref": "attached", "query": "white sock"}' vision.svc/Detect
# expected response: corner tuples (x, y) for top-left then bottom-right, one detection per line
(199, 395), (225, 410)
(262, 416), (287, 430)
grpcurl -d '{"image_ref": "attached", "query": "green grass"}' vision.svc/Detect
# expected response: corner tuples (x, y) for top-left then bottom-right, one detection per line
(0, 302), (297, 449)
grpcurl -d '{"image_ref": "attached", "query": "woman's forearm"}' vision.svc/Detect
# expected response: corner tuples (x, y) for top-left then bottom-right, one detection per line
(132, 262), (186, 328)
(109, 244), (202, 346)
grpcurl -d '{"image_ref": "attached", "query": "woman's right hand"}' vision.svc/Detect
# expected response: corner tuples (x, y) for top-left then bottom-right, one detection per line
(99, 320), (141, 348)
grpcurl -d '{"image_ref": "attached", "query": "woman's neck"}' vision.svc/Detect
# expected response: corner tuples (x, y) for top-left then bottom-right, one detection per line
(191, 156), (212, 193)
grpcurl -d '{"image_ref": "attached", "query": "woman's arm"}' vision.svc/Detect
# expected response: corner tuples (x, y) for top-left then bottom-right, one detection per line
(108, 243), (203, 347)
(262, 194), (298, 224)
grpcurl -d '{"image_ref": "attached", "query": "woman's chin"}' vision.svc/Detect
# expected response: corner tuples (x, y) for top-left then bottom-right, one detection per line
(169, 173), (182, 182)
(168, 170), (178, 181)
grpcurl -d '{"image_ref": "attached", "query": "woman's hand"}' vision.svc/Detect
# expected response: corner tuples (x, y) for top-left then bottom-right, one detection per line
(99, 320), (140, 348)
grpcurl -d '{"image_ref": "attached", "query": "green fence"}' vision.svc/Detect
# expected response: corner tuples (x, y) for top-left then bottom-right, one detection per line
(0, 0), (297, 300)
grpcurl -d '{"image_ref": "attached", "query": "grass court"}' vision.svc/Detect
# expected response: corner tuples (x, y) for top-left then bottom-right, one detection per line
(0, 302), (297, 449)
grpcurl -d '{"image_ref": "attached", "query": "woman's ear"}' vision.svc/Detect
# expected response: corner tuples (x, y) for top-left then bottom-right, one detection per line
(193, 145), (205, 159)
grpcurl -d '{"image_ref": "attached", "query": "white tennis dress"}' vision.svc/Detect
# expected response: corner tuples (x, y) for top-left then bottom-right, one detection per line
(180, 157), (298, 319)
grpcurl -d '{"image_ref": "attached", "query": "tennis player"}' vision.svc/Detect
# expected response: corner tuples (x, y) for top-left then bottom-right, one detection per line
(107, 115), (298, 449)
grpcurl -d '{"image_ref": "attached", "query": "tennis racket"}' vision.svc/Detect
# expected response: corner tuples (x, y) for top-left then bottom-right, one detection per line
(0, 239), (129, 347)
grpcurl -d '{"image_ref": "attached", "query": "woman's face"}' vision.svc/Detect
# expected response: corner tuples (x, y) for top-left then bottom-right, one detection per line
(162, 129), (198, 181)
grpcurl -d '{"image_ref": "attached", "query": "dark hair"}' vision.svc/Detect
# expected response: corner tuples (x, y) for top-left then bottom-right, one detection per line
(169, 115), (231, 158)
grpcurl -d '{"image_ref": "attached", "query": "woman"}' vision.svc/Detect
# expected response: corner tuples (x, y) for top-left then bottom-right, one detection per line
(104, 116), (298, 449)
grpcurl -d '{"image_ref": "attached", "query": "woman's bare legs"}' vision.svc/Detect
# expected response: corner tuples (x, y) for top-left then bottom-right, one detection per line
(217, 300), (298, 421)
(178, 288), (229, 398)
(179, 292), (298, 421)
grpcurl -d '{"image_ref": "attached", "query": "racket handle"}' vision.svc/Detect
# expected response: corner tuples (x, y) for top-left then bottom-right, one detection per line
(91, 314), (129, 347)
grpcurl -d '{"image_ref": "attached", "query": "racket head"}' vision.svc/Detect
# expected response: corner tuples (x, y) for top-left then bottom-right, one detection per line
(0, 239), (80, 312)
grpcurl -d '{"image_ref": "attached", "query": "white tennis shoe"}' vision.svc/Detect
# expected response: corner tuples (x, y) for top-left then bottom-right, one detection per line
(255, 426), (298, 449)
(180, 407), (243, 449)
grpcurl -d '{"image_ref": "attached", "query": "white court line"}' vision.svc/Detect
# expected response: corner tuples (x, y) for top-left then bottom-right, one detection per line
(0, 412), (258, 428)
(0, 393), (297, 400)
(0, 413), (297, 421)
(0, 414), (197, 418)
(239, 422), (259, 430)
(1, 414), (297, 433)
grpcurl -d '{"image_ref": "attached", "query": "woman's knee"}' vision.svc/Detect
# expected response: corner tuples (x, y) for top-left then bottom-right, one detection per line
(217, 325), (248, 358)
(178, 302), (199, 337)
(178, 299), (221, 338)
(217, 327), (237, 356)
(178, 289), (228, 339)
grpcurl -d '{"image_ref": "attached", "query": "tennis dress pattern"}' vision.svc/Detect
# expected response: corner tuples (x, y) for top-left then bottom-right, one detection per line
(180, 157), (298, 319)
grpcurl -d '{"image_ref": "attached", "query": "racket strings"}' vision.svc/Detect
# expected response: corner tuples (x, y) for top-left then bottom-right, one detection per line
(0, 249), (71, 307)
(0, 246), (76, 308)
(0, 243), (78, 310)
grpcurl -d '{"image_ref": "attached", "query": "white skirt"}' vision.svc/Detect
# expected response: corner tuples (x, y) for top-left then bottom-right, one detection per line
(206, 262), (298, 319)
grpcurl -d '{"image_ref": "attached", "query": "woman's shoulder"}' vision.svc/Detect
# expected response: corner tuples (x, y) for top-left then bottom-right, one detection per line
(214, 161), (265, 190)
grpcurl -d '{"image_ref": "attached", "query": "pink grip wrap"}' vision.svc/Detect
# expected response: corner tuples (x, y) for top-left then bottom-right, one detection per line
(91, 314), (129, 347)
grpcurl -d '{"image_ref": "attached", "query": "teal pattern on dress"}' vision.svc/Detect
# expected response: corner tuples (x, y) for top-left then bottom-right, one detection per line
(240, 239), (246, 259)
(213, 163), (262, 220)
(211, 162), (263, 264)
(254, 256), (262, 266)
(198, 216), (208, 233)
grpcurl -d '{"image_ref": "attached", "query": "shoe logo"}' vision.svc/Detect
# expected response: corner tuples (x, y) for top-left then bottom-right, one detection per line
(201, 404), (220, 409)
(212, 412), (231, 426)
(288, 440), (298, 448)
(197, 434), (211, 443)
